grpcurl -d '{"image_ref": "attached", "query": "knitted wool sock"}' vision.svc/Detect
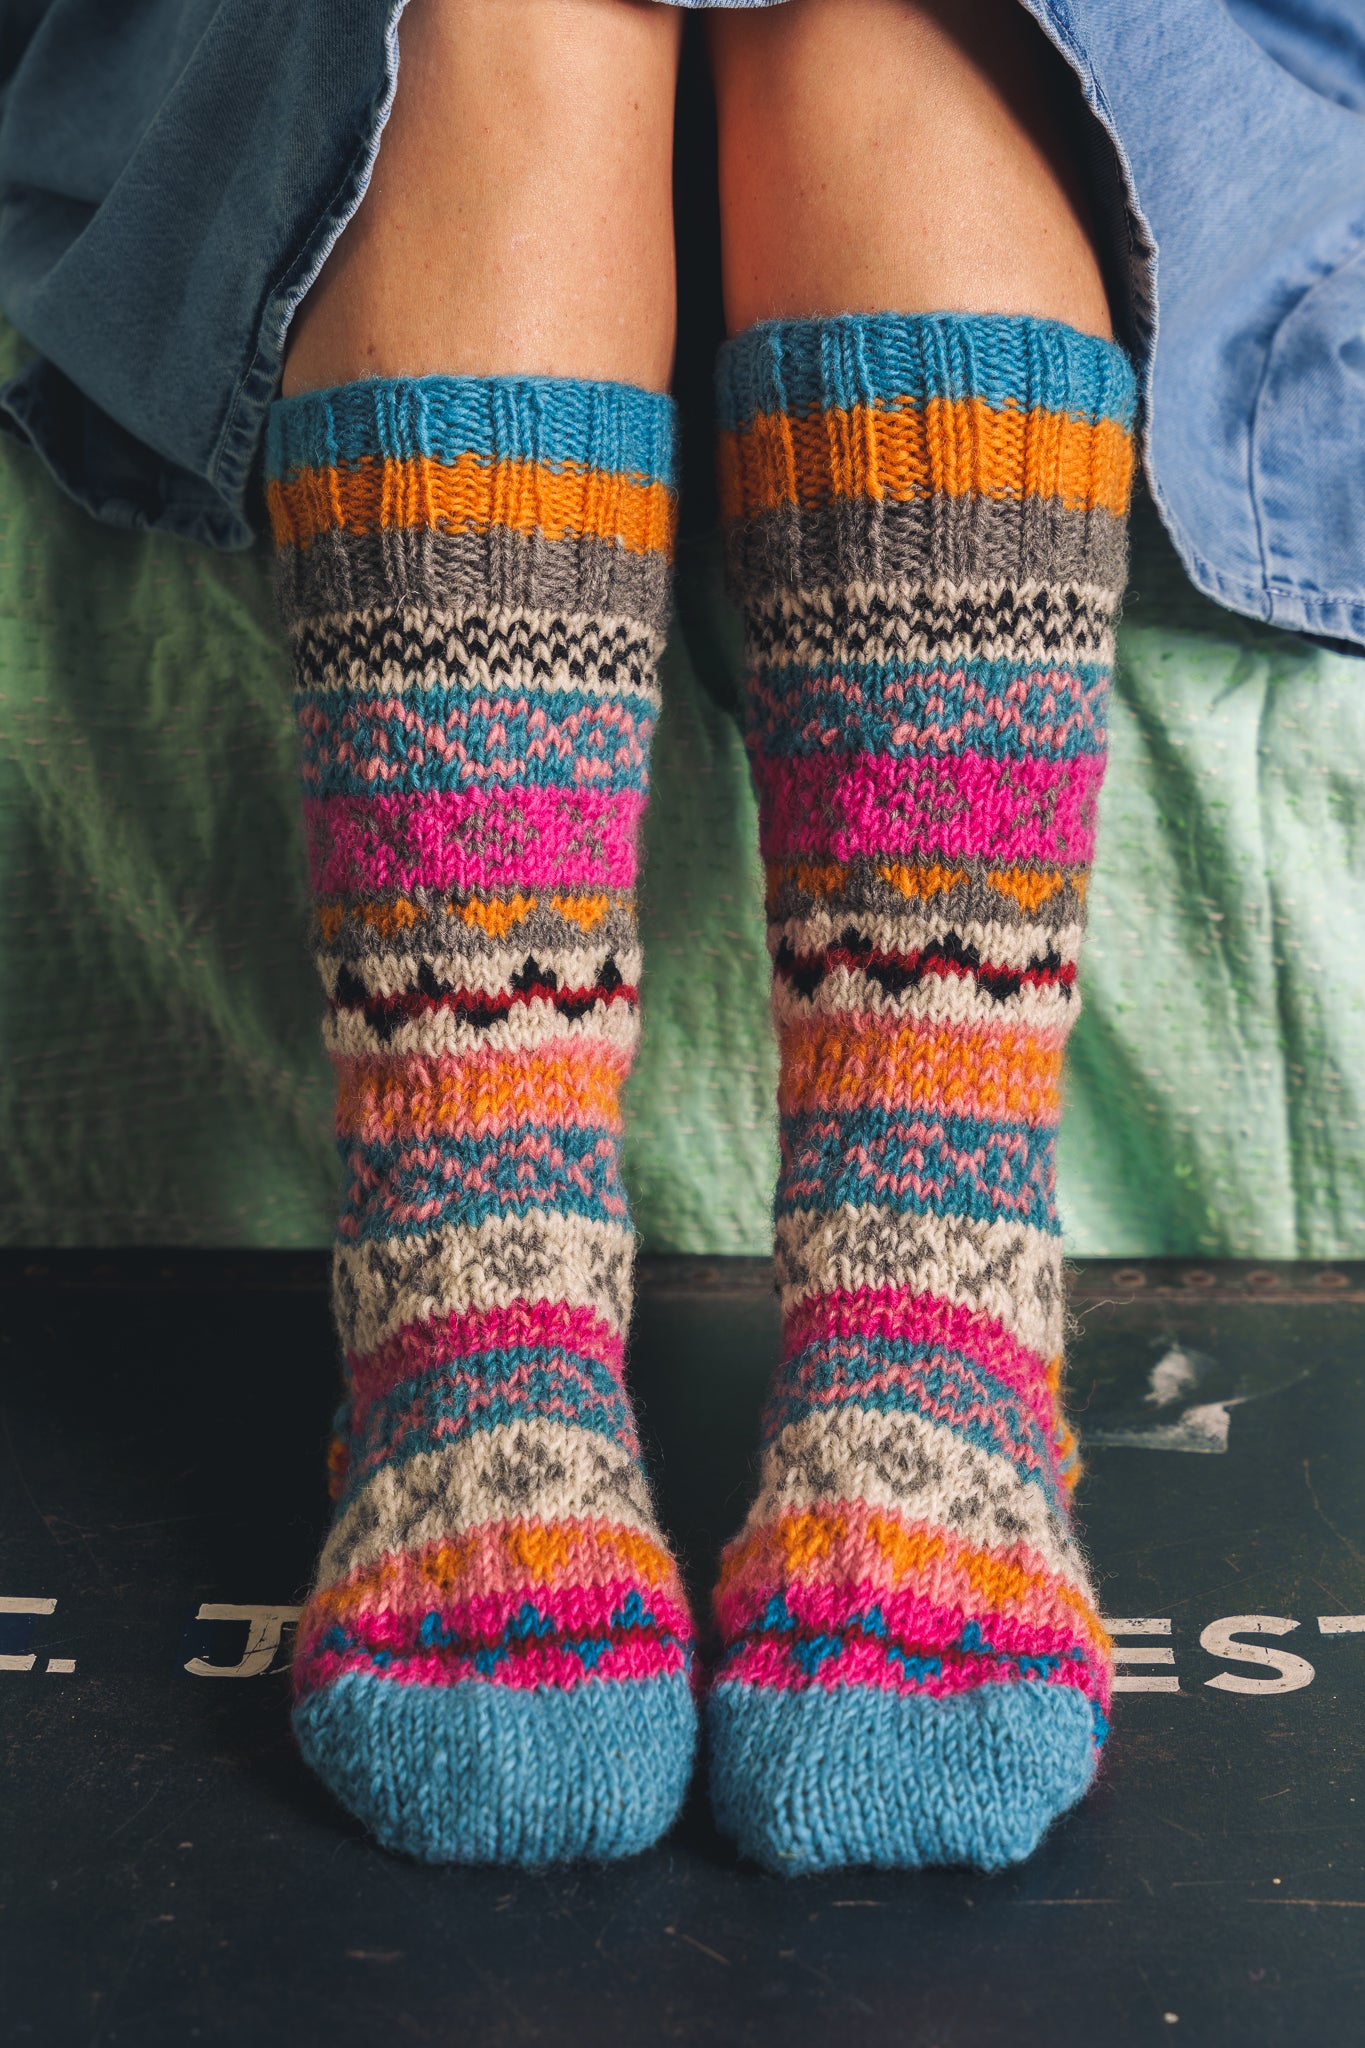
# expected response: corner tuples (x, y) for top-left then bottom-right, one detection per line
(707, 312), (1136, 1873)
(267, 372), (696, 1864)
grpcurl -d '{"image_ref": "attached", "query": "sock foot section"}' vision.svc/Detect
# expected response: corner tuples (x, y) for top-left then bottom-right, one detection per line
(708, 1678), (1097, 1875)
(297, 1671), (696, 1866)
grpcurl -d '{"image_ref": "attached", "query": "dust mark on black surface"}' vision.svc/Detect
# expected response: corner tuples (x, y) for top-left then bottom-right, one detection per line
(665, 1927), (731, 1966)
(1254, 1898), (1365, 1909)
(1303, 1459), (1365, 1570)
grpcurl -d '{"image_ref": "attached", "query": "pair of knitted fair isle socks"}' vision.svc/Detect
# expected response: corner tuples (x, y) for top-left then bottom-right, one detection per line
(270, 309), (1136, 1874)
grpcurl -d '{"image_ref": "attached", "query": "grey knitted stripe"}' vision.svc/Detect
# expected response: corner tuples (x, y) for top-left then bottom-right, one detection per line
(333, 1213), (639, 1359)
(311, 893), (640, 964)
(764, 856), (1090, 935)
(276, 526), (673, 638)
(726, 493), (1128, 604)
(772, 1207), (1066, 1366)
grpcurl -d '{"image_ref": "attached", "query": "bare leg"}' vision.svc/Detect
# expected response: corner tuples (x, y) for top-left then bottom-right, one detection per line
(708, 0), (1112, 338)
(273, 0), (699, 1866)
(703, 0), (1135, 1875)
(283, 0), (682, 395)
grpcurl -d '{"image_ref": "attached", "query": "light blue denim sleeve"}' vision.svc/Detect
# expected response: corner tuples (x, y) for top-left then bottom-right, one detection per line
(1024, 0), (1365, 649)
(1225, 0), (1365, 113)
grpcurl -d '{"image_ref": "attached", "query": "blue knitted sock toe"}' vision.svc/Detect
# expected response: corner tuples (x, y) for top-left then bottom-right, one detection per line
(297, 1671), (697, 1866)
(708, 1680), (1097, 1875)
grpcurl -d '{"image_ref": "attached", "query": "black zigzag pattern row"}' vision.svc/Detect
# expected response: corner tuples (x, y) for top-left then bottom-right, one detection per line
(294, 608), (660, 694)
(751, 584), (1116, 667)
(773, 931), (1074, 1006)
(332, 954), (633, 1044)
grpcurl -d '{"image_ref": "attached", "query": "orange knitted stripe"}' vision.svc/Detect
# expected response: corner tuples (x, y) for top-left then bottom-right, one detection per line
(315, 890), (621, 944)
(313, 1520), (683, 1619)
(268, 452), (677, 556)
(452, 893), (541, 937)
(984, 867), (1088, 913)
(779, 1013), (1065, 1125)
(873, 861), (970, 903)
(717, 1505), (1110, 1655)
(334, 1045), (628, 1142)
(719, 398), (1133, 522)
(1048, 1353), (1083, 1492)
(451, 891), (616, 938)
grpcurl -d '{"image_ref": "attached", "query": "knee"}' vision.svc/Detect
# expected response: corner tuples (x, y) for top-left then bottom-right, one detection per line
(709, 0), (1113, 340)
(284, 0), (682, 395)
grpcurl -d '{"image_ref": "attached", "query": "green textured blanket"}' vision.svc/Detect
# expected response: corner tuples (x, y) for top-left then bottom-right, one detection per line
(1, 332), (1361, 1255)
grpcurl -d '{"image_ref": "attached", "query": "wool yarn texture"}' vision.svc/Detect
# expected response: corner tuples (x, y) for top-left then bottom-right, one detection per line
(268, 372), (697, 1864)
(707, 310), (1137, 1874)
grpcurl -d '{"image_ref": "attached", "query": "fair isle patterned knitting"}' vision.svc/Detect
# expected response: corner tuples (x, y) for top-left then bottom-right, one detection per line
(707, 312), (1136, 1874)
(266, 373), (697, 1864)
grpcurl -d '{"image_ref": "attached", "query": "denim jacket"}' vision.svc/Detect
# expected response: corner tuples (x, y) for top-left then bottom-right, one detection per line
(1, 0), (1364, 650)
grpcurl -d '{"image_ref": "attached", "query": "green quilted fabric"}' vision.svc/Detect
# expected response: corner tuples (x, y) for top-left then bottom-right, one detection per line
(1, 320), (1361, 1255)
